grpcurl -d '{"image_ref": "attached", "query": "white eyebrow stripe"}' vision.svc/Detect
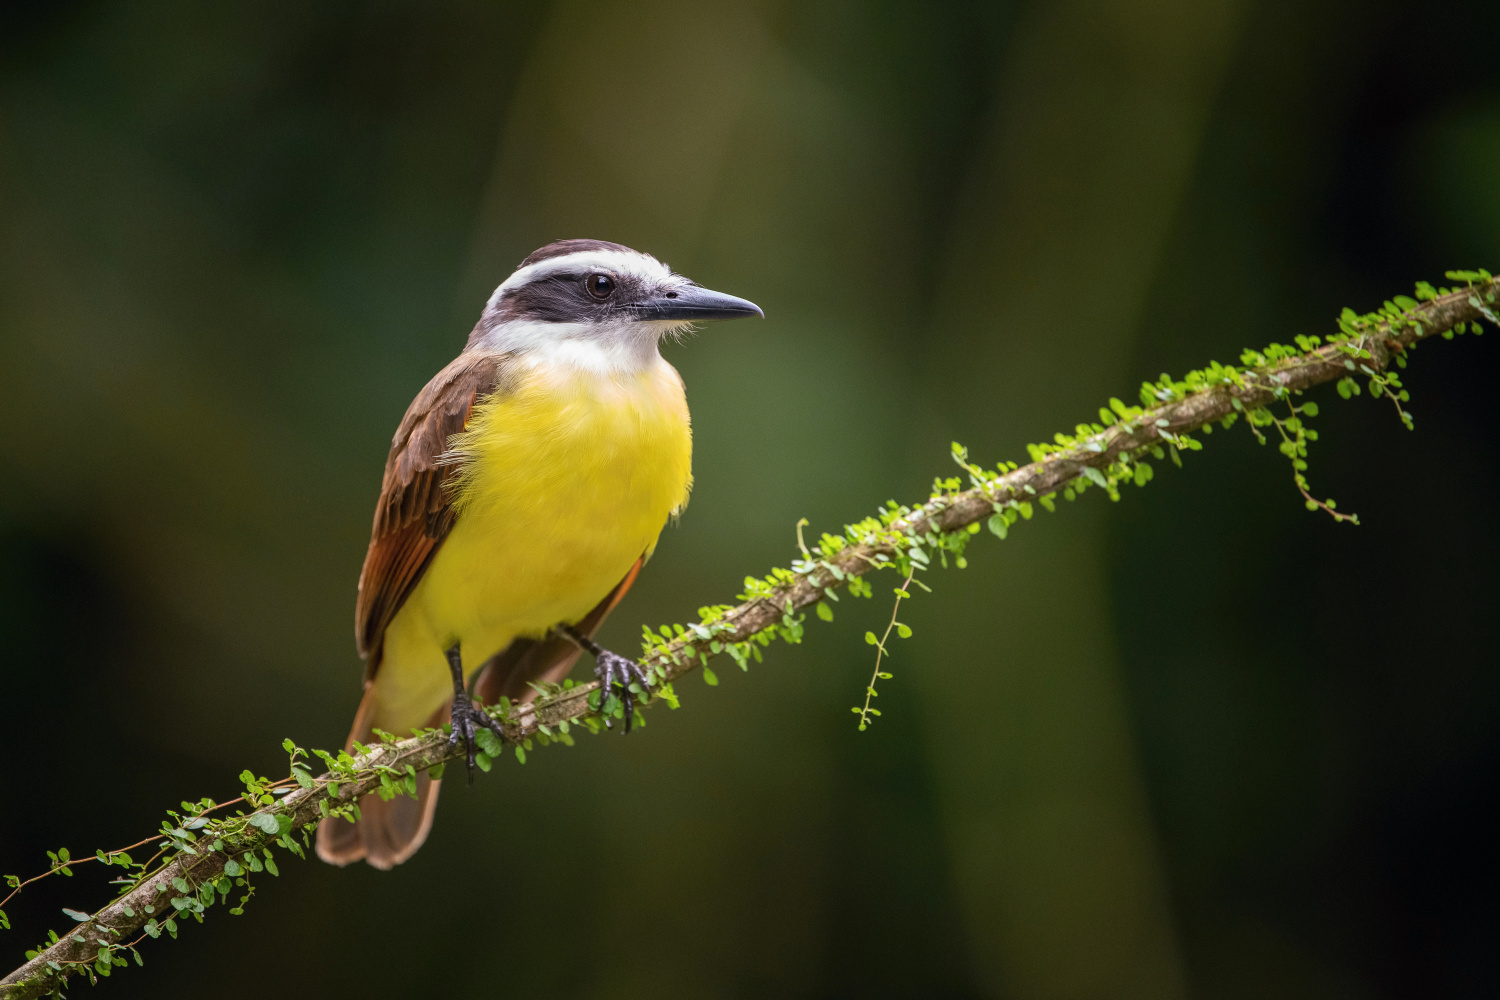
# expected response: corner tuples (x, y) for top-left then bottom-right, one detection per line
(488, 249), (673, 305)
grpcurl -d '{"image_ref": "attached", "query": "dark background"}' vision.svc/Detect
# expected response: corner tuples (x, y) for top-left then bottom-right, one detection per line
(3, 1), (1498, 997)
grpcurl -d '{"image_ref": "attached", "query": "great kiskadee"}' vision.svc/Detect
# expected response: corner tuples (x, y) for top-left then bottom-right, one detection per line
(315, 239), (762, 869)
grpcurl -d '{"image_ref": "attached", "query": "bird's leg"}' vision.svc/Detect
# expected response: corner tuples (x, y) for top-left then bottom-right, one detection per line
(555, 625), (651, 733)
(445, 643), (505, 782)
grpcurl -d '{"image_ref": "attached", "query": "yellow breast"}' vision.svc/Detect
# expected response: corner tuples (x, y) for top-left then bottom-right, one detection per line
(372, 354), (692, 733)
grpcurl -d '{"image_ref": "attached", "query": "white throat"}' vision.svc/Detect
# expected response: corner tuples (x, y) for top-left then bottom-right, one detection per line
(473, 319), (685, 375)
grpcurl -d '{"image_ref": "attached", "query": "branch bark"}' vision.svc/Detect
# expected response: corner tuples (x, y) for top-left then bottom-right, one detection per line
(3, 278), (1495, 998)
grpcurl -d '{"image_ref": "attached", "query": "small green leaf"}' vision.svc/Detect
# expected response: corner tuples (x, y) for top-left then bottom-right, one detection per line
(264, 856), (279, 877)
(702, 667), (719, 686)
(223, 859), (243, 877)
(896, 624), (913, 639)
(62, 907), (90, 922)
(864, 631), (878, 645)
(475, 751), (492, 772)
(247, 813), (280, 834)
(815, 601), (834, 622)
(475, 728), (504, 757)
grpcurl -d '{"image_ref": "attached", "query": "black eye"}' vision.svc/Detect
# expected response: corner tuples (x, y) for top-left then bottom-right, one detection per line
(585, 273), (615, 300)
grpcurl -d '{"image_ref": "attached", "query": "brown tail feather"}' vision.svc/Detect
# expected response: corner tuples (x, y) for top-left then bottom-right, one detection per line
(314, 690), (446, 869)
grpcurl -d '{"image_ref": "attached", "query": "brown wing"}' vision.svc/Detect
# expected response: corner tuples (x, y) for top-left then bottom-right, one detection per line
(354, 350), (514, 676)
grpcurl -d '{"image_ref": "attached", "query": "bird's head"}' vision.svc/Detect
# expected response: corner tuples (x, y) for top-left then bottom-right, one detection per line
(468, 239), (762, 370)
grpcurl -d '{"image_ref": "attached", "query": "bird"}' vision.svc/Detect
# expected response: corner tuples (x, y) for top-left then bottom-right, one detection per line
(315, 239), (762, 869)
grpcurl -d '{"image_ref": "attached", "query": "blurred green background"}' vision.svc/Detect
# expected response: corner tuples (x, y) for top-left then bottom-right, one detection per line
(3, 1), (1498, 997)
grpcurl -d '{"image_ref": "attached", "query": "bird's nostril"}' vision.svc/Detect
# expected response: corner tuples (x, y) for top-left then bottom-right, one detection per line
(665, 292), (678, 299)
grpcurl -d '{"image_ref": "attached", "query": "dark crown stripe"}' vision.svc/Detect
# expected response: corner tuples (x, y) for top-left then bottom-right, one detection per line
(519, 239), (636, 269)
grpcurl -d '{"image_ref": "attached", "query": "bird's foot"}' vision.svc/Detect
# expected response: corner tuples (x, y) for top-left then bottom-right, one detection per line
(553, 625), (652, 733)
(594, 649), (651, 733)
(448, 692), (505, 782)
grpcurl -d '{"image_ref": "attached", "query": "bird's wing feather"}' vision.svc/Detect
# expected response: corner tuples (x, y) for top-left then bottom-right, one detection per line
(354, 350), (514, 676)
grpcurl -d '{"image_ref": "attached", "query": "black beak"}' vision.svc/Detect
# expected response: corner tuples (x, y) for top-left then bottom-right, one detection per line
(631, 284), (764, 321)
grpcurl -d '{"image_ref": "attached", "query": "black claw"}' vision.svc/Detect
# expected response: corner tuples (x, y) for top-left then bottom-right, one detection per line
(554, 626), (651, 735)
(448, 697), (474, 781)
(443, 642), (505, 782)
(448, 694), (505, 783)
(593, 648), (649, 734)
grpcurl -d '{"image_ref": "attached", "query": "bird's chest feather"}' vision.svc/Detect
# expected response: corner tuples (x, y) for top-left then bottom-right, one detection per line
(425, 358), (692, 634)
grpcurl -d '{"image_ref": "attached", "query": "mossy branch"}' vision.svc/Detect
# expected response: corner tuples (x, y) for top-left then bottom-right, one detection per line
(3, 274), (1496, 999)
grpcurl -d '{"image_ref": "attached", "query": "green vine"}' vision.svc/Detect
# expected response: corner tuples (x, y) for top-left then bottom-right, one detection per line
(3, 270), (1496, 999)
(853, 567), (916, 731)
